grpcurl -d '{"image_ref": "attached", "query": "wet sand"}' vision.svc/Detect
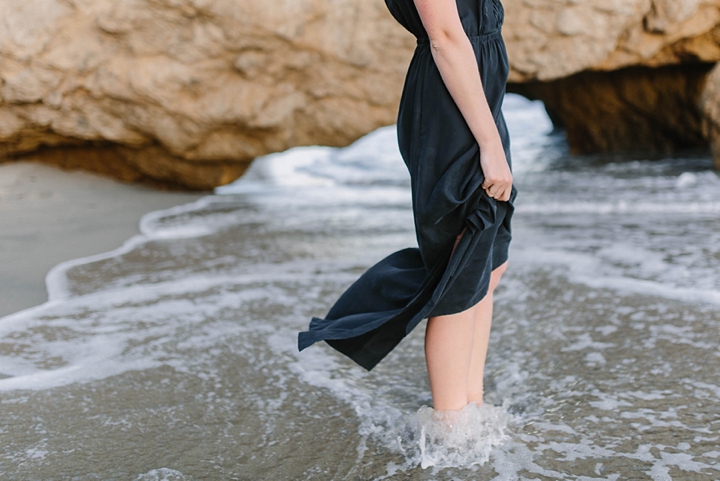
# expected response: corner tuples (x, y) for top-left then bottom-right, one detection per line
(0, 162), (202, 318)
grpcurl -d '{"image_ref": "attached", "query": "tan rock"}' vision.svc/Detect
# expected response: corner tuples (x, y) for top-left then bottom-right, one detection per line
(503, 0), (720, 82)
(513, 64), (711, 154)
(699, 64), (720, 168)
(502, 0), (720, 156)
(0, 0), (415, 189)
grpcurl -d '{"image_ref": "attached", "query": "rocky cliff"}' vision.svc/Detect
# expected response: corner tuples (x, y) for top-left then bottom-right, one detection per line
(503, 0), (720, 158)
(0, 0), (414, 189)
(2, 0), (720, 189)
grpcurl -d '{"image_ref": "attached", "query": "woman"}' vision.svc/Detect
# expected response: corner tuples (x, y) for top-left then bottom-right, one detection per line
(298, 0), (515, 413)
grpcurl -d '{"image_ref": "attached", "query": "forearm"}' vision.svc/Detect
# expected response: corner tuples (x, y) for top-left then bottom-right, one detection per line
(429, 34), (500, 149)
(413, 0), (512, 200)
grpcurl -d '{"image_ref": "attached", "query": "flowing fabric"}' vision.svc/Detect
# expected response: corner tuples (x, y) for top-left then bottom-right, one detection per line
(298, 0), (516, 371)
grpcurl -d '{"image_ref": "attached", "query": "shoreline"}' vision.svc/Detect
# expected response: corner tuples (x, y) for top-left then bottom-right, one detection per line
(0, 161), (203, 318)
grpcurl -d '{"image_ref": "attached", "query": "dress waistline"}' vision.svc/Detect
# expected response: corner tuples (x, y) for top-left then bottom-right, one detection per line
(416, 29), (502, 46)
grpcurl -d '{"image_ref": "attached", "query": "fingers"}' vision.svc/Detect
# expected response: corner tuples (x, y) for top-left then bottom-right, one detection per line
(484, 183), (512, 202)
(498, 185), (511, 202)
(482, 165), (513, 201)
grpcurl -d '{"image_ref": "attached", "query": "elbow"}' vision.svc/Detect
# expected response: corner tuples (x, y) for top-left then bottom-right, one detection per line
(427, 28), (464, 53)
(428, 34), (449, 53)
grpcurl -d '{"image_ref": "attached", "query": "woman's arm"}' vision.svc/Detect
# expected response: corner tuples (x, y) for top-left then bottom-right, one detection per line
(414, 0), (512, 201)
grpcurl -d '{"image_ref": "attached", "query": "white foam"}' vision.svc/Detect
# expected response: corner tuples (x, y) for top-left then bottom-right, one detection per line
(512, 240), (720, 307)
(134, 468), (188, 481)
(218, 145), (337, 191)
(676, 172), (698, 188)
(216, 125), (408, 196)
(408, 403), (510, 469)
(271, 320), (515, 473)
(45, 196), (222, 301)
(1, 270), (357, 391)
(517, 200), (720, 215)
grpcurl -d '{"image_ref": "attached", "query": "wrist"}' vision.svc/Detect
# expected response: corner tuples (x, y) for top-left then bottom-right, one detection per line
(477, 134), (501, 151)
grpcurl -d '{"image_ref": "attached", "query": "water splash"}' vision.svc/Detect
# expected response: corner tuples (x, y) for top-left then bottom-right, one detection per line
(396, 403), (511, 469)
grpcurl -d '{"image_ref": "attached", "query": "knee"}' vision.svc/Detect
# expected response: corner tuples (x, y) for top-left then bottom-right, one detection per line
(488, 262), (508, 292)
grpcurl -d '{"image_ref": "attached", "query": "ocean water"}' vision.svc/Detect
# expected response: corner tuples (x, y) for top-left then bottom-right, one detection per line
(2, 94), (720, 480)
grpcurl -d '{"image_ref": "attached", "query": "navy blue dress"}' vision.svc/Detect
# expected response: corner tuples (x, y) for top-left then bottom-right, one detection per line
(298, 0), (516, 370)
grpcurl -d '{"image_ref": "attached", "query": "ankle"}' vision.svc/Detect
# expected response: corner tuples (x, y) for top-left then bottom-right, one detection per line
(467, 392), (484, 405)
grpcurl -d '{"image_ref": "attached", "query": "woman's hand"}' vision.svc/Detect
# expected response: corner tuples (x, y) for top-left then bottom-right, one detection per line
(479, 138), (513, 201)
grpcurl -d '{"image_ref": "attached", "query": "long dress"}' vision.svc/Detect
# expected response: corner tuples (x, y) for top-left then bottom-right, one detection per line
(297, 0), (516, 371)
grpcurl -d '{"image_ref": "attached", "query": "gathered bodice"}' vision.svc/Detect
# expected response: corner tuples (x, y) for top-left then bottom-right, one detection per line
(385, 0), (504, 40)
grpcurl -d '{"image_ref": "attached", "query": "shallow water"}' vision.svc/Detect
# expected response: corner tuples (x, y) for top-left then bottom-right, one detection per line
(2, 95), (720, 480)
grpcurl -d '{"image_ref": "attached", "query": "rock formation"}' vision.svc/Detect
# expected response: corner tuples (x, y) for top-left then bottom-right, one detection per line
(0, 0), (415, 189)
(503, 0), (720, 157)
(511, 64), (713, 154)
(3, 0), (720, 188)
(699, 64), (720, 167)
(503, 0), (720, 82)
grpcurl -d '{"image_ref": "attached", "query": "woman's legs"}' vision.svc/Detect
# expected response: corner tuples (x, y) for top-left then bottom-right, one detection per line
(425, 259), (508, 411)
(467, 261), (507, 404)
(425, 303), (477, 411)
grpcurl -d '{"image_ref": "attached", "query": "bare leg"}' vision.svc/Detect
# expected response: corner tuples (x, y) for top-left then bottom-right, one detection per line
(425, 229), (477, 411)
(425, 304), (477, 411)
(425, 225), (509, 411)
(467, 262), (507, 405)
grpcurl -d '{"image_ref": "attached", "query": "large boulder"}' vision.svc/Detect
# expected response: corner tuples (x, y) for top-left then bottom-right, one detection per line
(503, 0), (720, 155)
(2, 0), (720, 188)
(503, 0), (720, 82)
(0, 0), (414, 189)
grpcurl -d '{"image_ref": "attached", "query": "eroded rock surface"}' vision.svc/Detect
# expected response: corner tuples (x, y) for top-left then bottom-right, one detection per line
(2, 0), (720, 188)
(503, 0), (720, 82)
(0, 0), (414, 189)
(512, 65), (713, 154)
(502, 0), (720, 157)
(699, 64), (720, 168)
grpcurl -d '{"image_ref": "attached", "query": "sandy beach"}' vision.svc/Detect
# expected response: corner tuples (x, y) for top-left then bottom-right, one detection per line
(0, 161), (202, 318)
